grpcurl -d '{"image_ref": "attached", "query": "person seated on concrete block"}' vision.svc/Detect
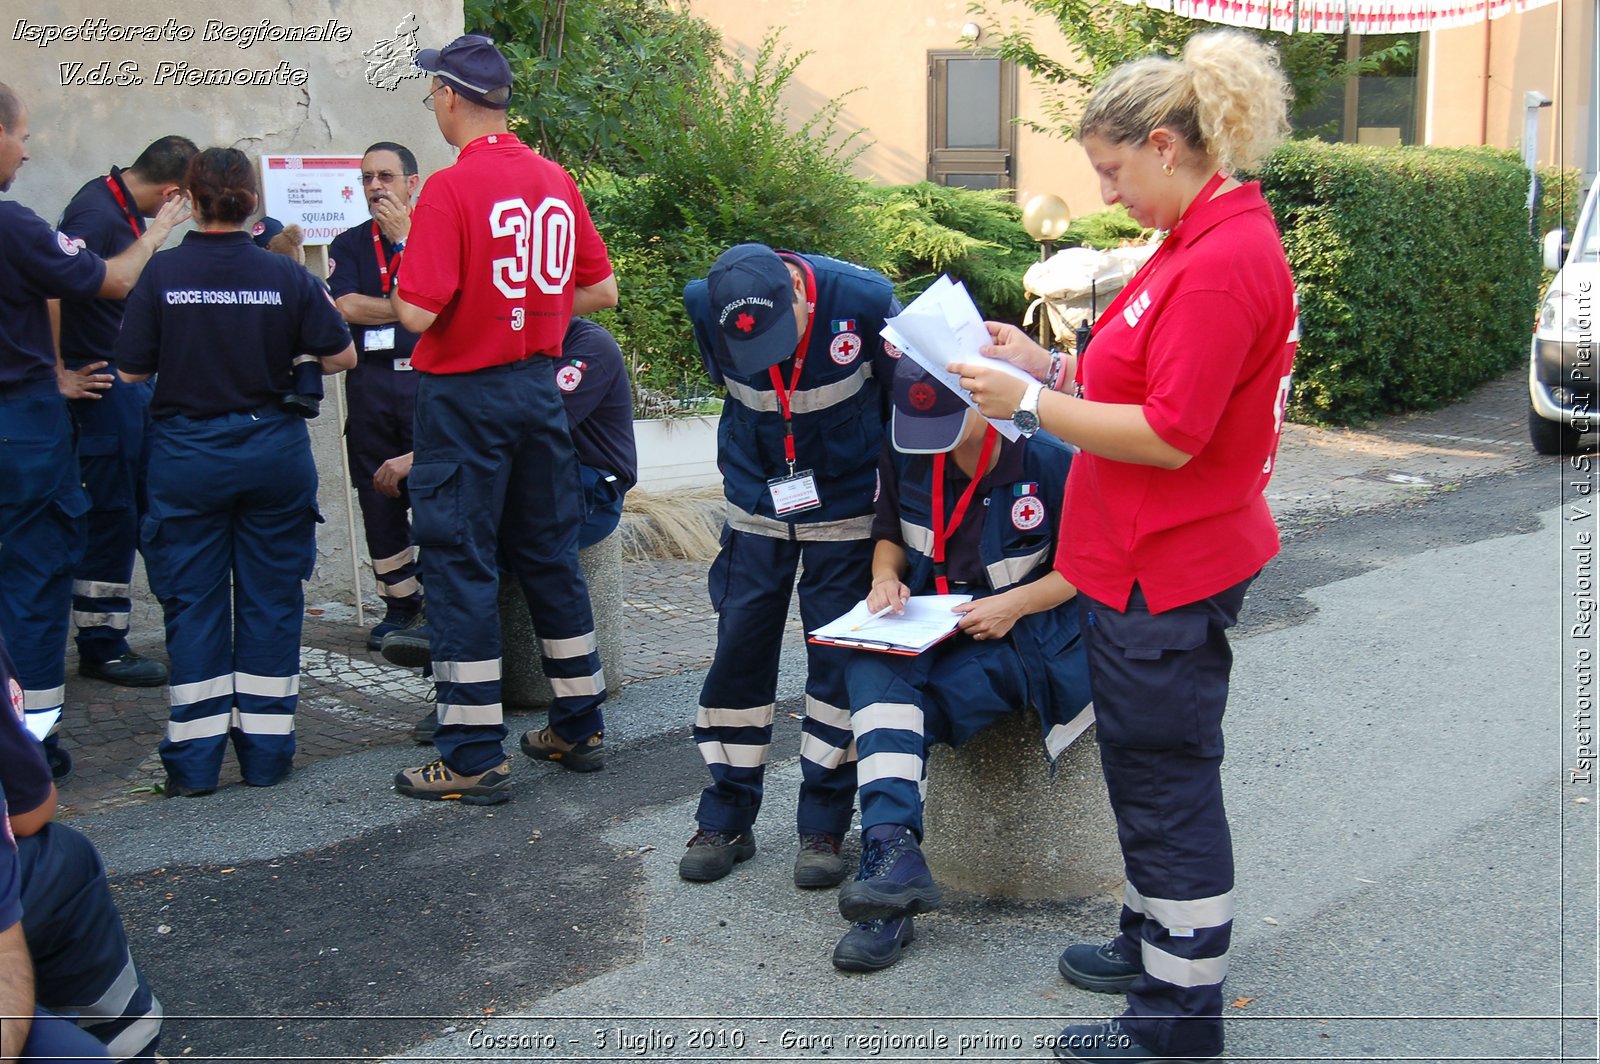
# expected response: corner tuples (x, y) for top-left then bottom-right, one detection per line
(252, 216), (323, 420)
(373, 317), (638, 762)
(0, 633), (163, 1061)
(831, 356), (1092, 973)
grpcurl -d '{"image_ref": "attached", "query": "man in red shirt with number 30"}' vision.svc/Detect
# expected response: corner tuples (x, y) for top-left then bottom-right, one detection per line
(389, 34), (619, 805)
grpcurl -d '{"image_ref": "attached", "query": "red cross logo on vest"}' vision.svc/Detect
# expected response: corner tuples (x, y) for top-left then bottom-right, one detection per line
(736, 312), (756, 333)
(829, 331), (861, 365)
(556, 364), (584, 393)
(1011, 496), (1044, 531)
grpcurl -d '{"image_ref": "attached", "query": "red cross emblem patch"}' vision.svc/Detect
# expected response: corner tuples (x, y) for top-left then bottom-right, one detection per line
(883, 339), (904, 360)
(908, 382), (937, 412)
(736, 312), (756, 333)
(556, 364), (584, 392)
(829, 332), (860, 365)
(7, 678), (23, 723)
(1011, 496), (1044, 531)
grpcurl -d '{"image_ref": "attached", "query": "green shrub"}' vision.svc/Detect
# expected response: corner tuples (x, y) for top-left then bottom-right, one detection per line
(853, 183), (1040, 319)
(1260, 140), (1542, 424)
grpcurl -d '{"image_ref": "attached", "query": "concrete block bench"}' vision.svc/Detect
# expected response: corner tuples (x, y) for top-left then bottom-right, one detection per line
(496, 533), (626, 710)
(923, 715), (1122, 901)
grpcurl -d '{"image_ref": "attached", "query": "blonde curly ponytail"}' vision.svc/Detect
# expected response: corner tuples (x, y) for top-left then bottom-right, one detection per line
(1080, 29), (1291, 172)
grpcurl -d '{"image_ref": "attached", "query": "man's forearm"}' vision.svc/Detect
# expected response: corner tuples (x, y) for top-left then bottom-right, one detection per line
(0, 923), (34, 1061)
(336, 293), (400, 326)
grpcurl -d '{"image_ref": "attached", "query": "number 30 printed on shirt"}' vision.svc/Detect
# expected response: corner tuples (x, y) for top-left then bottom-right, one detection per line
(489, 196), (577, 307)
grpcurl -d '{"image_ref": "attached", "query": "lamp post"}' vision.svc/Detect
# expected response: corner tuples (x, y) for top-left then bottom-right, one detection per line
(1021, 193), (1071, 348)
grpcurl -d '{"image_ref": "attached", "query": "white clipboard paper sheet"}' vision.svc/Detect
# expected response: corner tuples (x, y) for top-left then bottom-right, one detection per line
(808, 594), (974, 655)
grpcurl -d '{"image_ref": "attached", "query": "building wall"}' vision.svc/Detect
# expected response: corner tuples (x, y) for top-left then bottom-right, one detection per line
(0, 0), (464, 610)
(690, 0), (1588, 209)
(684, 0), (1108, 221)
(1426, 0), (1592, 173)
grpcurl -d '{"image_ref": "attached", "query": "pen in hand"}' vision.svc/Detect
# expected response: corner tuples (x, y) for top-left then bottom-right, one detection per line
(850, 601), (900, 632)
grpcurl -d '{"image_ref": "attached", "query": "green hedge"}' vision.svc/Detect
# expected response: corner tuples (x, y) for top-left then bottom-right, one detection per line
(1259, 140), (1542, 425)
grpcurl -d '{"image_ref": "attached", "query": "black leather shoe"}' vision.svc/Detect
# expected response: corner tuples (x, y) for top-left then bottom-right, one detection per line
(380, 613), (431, 668)
(1059, 940), (1144, 994)
(413, 709), (438, 745)
(678, 828), (756, 882)
(162, 775), (216, 799)
(78, 650), (168, 687)
(831, 916), (914, 972)
(45, 745), (73, 784)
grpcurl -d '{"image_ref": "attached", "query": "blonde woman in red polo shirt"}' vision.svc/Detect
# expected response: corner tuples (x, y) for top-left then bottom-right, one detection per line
(952, 29), (1297, 1064)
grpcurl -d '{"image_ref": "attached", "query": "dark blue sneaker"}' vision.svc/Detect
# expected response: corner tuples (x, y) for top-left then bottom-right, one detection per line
(1059, 939), (1144, 993)
(837, 826), (941, 922)
(1047, 1019), (1218, 1062)
(831, 915), (914, 972)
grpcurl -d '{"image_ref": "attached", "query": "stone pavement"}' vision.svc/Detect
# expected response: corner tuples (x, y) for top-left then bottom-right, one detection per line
(51, 367), (1549, 820)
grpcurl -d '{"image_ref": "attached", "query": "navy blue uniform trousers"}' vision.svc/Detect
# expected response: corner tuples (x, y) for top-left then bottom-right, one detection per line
(410, 358), (604, 776)
(18, 825), (161, 1062)
(69, 375), (154, 665)
(343, 359), (421, 614)
(22, 1008), (112, 1061)
(142, 410), (317, 789)
(693, 530), (869, 840)
(0, 381), (87, 752)
(846, 634), (1029, 840)
(1081, 578), (1251, 1060)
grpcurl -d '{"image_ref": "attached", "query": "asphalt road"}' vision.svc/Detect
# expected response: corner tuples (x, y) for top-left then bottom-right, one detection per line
(82, 454), (1597, 1064)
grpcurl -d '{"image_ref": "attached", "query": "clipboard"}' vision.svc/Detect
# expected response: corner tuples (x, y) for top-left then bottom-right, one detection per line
(807, 594), (972, 655)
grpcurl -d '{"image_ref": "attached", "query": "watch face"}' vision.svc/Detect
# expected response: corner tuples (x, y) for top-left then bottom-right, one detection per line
(1012, 409), (1040, 435)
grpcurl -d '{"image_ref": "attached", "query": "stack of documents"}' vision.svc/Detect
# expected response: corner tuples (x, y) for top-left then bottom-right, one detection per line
(808, 594), (974, 655)
(881, 276), (1040, 441)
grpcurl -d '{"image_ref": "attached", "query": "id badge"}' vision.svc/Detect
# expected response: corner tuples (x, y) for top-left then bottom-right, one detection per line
(393, 357), (414, 372)
(365, 325), (397, 352)
(768, 469), (822, 516)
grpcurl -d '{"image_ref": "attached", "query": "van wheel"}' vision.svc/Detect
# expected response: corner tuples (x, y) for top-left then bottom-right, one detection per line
(1529, 403), (1585, 455)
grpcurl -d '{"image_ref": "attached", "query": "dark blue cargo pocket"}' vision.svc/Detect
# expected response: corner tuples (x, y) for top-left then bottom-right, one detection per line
(408, 461), (463, 547)
(76, 434), (130, 511)
(706, 524), (736, 611)
(139, 514), (169, 599)
(1085, 606), (1219, 754)
(301, 507), (325, 581)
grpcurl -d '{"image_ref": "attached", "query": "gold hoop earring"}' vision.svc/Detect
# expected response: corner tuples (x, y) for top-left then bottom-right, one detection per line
(1162, 163), (1175, 177)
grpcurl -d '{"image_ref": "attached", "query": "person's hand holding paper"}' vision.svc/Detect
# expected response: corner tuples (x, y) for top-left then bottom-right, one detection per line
(882, 276), (1039, 440)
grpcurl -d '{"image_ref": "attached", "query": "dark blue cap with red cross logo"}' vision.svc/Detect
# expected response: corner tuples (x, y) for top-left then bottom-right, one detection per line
(891, 354), (971, 454)
(706, 243), (799, 375)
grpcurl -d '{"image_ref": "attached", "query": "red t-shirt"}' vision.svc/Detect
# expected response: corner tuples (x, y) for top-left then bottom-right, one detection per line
(399, 133), (613, 374)
(1057, 181), (1298, 614)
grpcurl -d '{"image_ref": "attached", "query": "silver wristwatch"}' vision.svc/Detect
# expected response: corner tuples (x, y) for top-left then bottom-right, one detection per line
(1011, 380), (1044, 437)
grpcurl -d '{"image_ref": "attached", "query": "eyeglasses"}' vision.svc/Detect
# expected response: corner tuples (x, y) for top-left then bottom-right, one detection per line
(360, 171), (403, 185)
(422, 84), (448, 111)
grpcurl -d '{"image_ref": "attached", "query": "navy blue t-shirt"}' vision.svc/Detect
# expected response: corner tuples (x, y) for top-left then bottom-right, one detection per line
(0, 200), (108, 387)
(326, 220), (419, 362)
(114, 230), (352, 419)
(0, 634), (54, 837)
(57, 167), (144, 369)
(560, 318), (637, 494)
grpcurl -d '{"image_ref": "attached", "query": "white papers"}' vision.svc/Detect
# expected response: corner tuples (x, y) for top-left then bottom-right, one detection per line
(808, 594), (973, 654)
(882, 275), (1041, 442)
(24, 708), (60, 742)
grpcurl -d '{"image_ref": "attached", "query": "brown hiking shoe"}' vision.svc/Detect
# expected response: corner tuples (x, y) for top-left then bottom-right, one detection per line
(520, 727), (604, 772)
(393, 758), (511, 805)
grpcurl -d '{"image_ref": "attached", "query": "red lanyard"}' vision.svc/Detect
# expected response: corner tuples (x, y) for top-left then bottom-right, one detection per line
(930, 426), (998, 594)
(765, 256), (817, 472)
(371, 222), (402, 295)
(103, 174), (142, 239)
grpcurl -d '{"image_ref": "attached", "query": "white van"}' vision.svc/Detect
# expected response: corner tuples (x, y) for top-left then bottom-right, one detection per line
(1530, 178), (1599, 454)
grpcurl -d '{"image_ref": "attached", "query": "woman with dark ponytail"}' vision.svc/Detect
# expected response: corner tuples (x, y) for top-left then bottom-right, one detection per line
(951, 30), (1298, 1063)
(115, 147), (355, 797)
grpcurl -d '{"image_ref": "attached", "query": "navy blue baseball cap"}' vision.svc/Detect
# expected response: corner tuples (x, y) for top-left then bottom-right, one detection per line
(891, 355), (971, 454)
(706, 243), (799, 375)
(417, 34), (512, 109)
(250, 216), (285, 248)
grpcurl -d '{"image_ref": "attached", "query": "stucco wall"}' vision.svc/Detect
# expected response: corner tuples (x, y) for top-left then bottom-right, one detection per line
(0, 1), (464, 611)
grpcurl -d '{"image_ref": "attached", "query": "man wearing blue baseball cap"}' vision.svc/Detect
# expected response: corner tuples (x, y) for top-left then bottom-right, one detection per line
(828, 356), (1092, 971)
(388, 33), (618, 804)
(679, 243), (900, 889)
